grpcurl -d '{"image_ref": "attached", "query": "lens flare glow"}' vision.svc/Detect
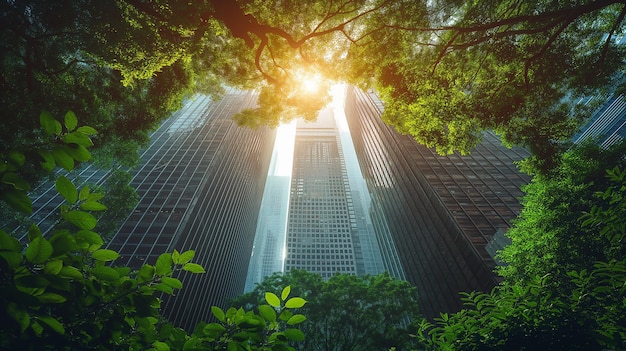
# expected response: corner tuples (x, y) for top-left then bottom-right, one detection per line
(296, 71), (323, 93)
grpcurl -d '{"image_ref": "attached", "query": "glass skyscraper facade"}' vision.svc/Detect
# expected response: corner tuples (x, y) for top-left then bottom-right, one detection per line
(285, 110), (362, 277)
(574, 93), (626, 147)
(246, 90), (402, 289)
(344, 86), (531, 318)
(105, 89), (275, 330)
(17, 82), (623, 329)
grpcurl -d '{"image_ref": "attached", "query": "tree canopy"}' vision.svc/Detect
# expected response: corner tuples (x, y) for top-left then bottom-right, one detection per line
(2, 0), (625, 173)
(417, 160), (626, 350)
(0, 112), (308, 351)
(2, 1), (626, 349)
(498, 140), (626, 286)
(232, 270), (421, 351)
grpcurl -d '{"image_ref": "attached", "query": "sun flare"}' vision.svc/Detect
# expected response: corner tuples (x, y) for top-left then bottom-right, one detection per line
(297, 71), (323, 93)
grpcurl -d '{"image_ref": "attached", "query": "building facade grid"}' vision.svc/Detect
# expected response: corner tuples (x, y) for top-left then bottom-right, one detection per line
(284, 134), (358, 278)
(344, 86), (530, 318)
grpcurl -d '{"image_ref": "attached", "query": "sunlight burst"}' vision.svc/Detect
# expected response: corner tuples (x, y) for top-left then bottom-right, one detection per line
(297, 72), (323, 93)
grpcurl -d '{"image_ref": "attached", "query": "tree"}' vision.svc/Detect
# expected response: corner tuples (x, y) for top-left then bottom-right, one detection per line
(343, 0), (626, 171)
(232, 270), (421, 351)
(216, 0), (626, 168)
(6, 1), (625, 173)
(0, 0), (238, 178)
(415, 166), (626, 351)
(0, 112), (307, 351)
(497, 140), (626, 286)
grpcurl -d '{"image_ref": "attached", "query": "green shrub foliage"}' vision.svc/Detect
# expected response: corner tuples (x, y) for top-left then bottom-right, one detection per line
(416, 164), (626, 351)
(233, 270), (421, 351)
(0, 112), (306, 351)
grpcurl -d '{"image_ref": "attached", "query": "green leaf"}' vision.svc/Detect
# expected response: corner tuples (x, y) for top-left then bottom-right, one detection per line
(37, 292), (67, 304)
(38, 315), (65, 334)
(182, 263), (205, 273)
(25, 237), (53, 264)
(284, 297), (306, 309)
(38, 150), (56, 171)
(286, 314), (307, 325)
(178, 250), (195, 265)
(265, 292), (281, 308)
(2, 172), (30, 191)
(92, 249), (119, 262)
(154, 283), (174, 294)
(283, 328), (305, 341)
(55, 176), (78, 204)
(64, 110), (78, 131)
(172, 249), (180, 264)
(27, 224), (41, 241)
(91, 266), (120, 282)
(79, 200), (107, 211)
(58, 266), (83, 279)
(182, 337), (199, 350)
(79, 185), (90, 201)
(44, 259), (63, 275)
(7, 303), (30, 332)
(40, 110), (58, 136)
(63, 210), (97, 230)
(270, 332), (288, 343)
(51, 148), (74, 171)
(0, 251), (22, 268)
(211, 306), (226, 322)
(278, 310), (292, 322)
(137, 264), (156, 283)
(152, 341), (170, 351)
(31, 321), (44, 336)
(15, 274), (49, 288)
(86, 191), (104, 202)
(270, 344), (292, 351)
(1, 189), (32, 214)
(62, 131), (93, 147)
(7, 150), (25, 167)
(281, 285), (291, 301)
(0, 229), (21, 252)
(155, 253), (173, 275)
(227, 341), (243, 351)
(76, 125), (98, 135)
(49, 232), (77, 256)
(161, 276), (183, 289)
(75, 230), (103, 252)
(203, 322), (226, 338)
(258, 304), (277, 323)
(63, 144), (91, 162)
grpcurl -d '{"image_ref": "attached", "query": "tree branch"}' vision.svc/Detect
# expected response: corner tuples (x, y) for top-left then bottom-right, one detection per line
(436, 0), (624, 34)
(523, 18), (573, 88)
(254, 37), (279, 86)
(599, 4), (626, 65)
(431, 31), (460, 75)
(295, 0), (393, 46)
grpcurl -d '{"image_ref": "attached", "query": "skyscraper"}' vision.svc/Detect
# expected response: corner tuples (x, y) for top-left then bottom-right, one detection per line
(284, 106), (387, 278)
(246, 88), (404, 289)
(105, 89), (275, 330)
(573, 93), (626, 147)
(344, 86), (531, 318)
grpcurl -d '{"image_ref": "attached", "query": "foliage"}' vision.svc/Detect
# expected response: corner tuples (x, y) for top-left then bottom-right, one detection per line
(233, 270), (421, 351)
(0, 112), (306, 351)
(0, 0), (223, 181)
(416, 260), (626, 351)
(190, 286), (308, 351)
(5, 1), (625, 172)
(95, 169), (140, 238)
(415, 166), (626, 351)
(236, 0), (626, 168)
(497, 140), (626, 285)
